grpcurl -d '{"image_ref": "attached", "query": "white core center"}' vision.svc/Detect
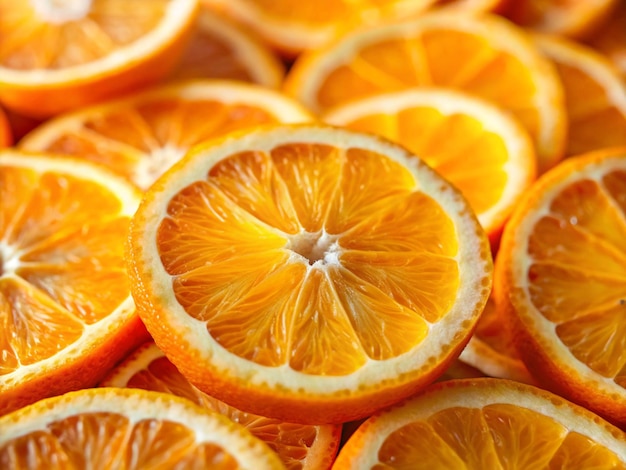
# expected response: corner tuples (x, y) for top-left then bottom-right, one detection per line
(133, 145), (188, 190)
(287, 230), (340, 267)
(31, 0), (93, 24)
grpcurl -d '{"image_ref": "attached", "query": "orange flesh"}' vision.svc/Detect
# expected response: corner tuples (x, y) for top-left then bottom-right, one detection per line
(317, 30), (541, 159)
(0, 412), (237, 468)
(341, 108), (509, 217)
(156, 144), (460, 375)
(0, 166), (130, 375)
(526, 172), (626, 383)
(0, 0), (169, 70)
(373, 404), (624, 468)
(119, 351), (334, 469)
(36, 100), (279, 188)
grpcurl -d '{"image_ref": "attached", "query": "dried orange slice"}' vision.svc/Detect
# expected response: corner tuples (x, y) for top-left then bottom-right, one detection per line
(205, 0), (435, 56)
(334, 378), (626, 468)
(324, 88), (536, 246)
(284, 11), (566, 174)
(170, 4), (284, 88)
(128, 124), (493, 424)
(101, 342), (342, 470)
(495, 149), (626, 427)
(0, 151), (147, 415)
(20, 80), (313, 190)
(0, 0), (198, 118)
(585, 1), (626, 80)
(536, 34), (626, 158)
(0, 106), (11, 147)
(505, 0), (619, 39)
(0, 387), (285, 468)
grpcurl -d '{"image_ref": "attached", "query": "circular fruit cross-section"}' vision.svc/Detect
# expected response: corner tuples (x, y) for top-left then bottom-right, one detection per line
(128, 124), (493, 424)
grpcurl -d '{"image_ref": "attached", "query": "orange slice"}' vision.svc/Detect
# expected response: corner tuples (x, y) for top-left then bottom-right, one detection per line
(0, 105), (11, 147)
(128, 124), (493, 425)
(536, 34), (626, 158)
(458, 293), (536, 384)
(495, 149), (626, 427)
(585, 1), (626, 80)
(0, 387), (285, 468)
(205, 0), (436, 56)
(19, 80), (313, 190)
(284, 11), (567, 174)
(170, 4), (284, 88)
(334, 378), (626, 468)
(0, 0), (198, 118)
(504, 0), (620, 39)
(101, 342), (342, 470)
(324, 88), (537, 246)
(436, 0), (509, 13)
(0, 151), (147, 416)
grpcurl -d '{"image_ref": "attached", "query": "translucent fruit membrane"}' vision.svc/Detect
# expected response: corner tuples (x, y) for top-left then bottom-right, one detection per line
(156, 143), (461, 376)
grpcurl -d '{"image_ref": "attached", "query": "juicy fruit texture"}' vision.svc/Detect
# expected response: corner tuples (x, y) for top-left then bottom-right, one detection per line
(0, 151), (146, 415)
(284, 11), (566, 173)
(101, 342), (342, 470)
(334, 378), (626, 469)
(324, 88), (537, 245)
(495, 150), (626, 426)
(0, 387), (286, 469)
(170, 5), (284, 87)
(19, 80), (313, 190)
(0, 0), (199, 117)
(128, 124), (492, 424)
(585, 0), (626, 79)
(536, 34), (626, 157)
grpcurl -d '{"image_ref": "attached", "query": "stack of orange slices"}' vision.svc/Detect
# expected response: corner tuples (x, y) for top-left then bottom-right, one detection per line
(2, 0), (626, 468)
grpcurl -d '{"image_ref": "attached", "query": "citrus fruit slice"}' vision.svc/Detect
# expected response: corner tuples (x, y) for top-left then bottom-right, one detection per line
(0, 0), (198, 118)
(324, 88), (536, 246)
(19, 80), (313, 190)
(495, 149), (626, 427)
(0, 387), (285, 469)
(170, 4), (284, 88)
(204, 0), (436, 56)
(101, 342), (342, 470)
(504, 0), (619, 39)
(0, 151), (146, 416)
(536, 34), (626, 158)
(334, 378), (626, 468)
(128, 124), (493, 425)
(0, 105), (11, 147)
(436, 0), (509, 13)
(585, 1), (626, 80)
(458, 294), (536, 384)
(284, 11), (566, 174)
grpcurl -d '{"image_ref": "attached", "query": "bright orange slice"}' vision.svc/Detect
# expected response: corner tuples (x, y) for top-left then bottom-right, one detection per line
(536, 34), (626, 158)
(0, 105), (11, 147)
(128, 124), (493, 424)
(0, 0), (198, 118)
(585, 1), (626, 80)
(19, 80), (313, 190)
(101, 342), (342, 470)
(504, 0), (620, 39)
(0, 151), (147, 416)
(334, 378), (626, 468)
(170, 4), (284, 88)
(284, 11), (567, 174)
(495, 149), (626, 427)
(205, 0), (436, 56)
(0, 387), (285, 468)
(324, 88), (537, 246)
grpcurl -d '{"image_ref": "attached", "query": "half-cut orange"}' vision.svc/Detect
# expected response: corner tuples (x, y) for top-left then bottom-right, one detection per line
(334, 378), (626, 468)
(20, 80), (313, 190)
(284, 11), (567, 173)
(0, 387), (285, 468)
(0, 151), (146, 416)
(496, 148), (626, 427)
(0, 0), (198, 117)
(128, 124), (493, 424)
(101, 341), (342, 470)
